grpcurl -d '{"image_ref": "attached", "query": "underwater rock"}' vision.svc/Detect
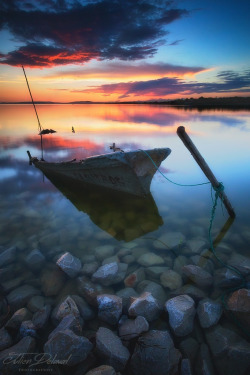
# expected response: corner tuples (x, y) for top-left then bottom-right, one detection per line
(185, 239), (207, 254)
(181, 358), (193, 375)
(27, 295), (45, 313)
(213, 267), (242, 288)
(71, 294), (96, 321)
(96, 327), (130, 371)
(130, 330), (181, 375)
(153, 231), (186, 250)
(226, 288), (250, 330)
(197, 298), (222, 328)
(1, 276), (24, 294)
(128, 292), (161, 322)
(195, 343), (216, 375)
(145, 266), (170, 280)
(32, 304), (51, 330)
(52, 296), (80, 325)
(228, 253), (250, 276)
(94, 245), (115, 261)
(7, 284), (39, 311)
(0, 336), (36, 374)
(19, 320), (37, 338)
(205, 324), (250, 375)
(118, 315), (149, 341)
(56, 252), (82, 278)
(124, 267), (145, 288)
(137, 253), (165, 267)
(170, 284), (206, 302)
(165, 294), (196, 337)
(41, 265), (66, 296)
(97, 294), (122, 325)
(77, 276), (113, 307)
(0, 246), (16, 267)
(25, 248), (45, 270)
(92, 262), (128, 286)
(0, 327), (12, 351)
(82, 261), (99, 276)
(116, 287), (139, 314)
(48, 313), (83, 340)
(102, 255), (119, 265)
(44, 328), (93, 366)
(136, 280), (168, 306)
(85, 365), (116, 375)
(160, 269), (183, 290)
(179, 337), (199, 366)
(5, 307), (32, 331)
(182, 265), (213, 288)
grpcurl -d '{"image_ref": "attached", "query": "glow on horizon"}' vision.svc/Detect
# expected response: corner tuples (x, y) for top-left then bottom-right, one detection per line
(0, 0), (249, 102)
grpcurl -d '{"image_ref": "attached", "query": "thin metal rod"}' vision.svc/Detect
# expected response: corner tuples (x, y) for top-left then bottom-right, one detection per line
(177, 126), (235, 218)
(22, 66), (42, 133)
(22, 65), (44, 159)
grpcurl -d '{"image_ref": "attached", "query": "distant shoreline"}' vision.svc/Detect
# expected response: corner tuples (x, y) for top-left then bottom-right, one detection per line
(1, 96), (250, 109)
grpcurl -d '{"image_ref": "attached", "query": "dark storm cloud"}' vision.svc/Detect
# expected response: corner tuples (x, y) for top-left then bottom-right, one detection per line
(75, 69), (250, 98)
(0, 0), (188, 67)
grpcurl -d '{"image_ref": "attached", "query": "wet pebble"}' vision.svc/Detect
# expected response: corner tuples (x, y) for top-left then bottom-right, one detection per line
(56, 251), (82, 278)
(197, 298), (223, 328)
(25, 248), (45, 269)
(137, 253), (165, 267)
(92, 262), (128, 286)
(128, 292), (162, 322)
(118, 315), (149, 341)
(182, 265), (213, 288)
(97, 294), (122, 325)
(160, 269), (183, 290)
(165, 294), (196, 337)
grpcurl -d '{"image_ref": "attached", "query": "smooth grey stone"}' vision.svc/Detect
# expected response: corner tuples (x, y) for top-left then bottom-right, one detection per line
(7, 285), (39, 311)
(197, 298), (222, 328)
(182, 265), (213, 288)
(97, 294), (122, 325)
(25, 249), (45, 269)
(119, 315), (149, 340)
(92, 262), (128, 286)
(128, 292), (161, 322)
(56, 252), (82, 278)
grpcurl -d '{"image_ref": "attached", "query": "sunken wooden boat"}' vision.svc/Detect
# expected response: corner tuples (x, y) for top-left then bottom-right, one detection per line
(27, 148), (171, 196)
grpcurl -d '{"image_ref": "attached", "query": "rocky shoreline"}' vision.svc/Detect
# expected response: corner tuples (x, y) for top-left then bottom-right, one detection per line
(0, 236), (250, 374)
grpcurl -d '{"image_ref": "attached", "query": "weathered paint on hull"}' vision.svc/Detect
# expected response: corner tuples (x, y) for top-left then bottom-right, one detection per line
(32, 148), (171, 196)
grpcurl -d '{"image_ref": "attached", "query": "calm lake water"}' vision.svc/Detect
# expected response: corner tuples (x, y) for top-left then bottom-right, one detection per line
(0, 104), (250, 373)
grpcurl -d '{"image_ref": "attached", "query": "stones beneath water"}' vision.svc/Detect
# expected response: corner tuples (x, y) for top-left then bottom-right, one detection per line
(205, 324), (250, 375)
(197, 298), (223, 328)
(32, 304), (51, 330)
(0, 336), (36, 373)
(182, 265), (213, 288)
(226, 288), (250, 330)
(25, 249), (45, 270)
(19, 320), (37, 338)
(56, 252), (82, 278)
(130, 330), (181, 375)
(97, 294), (122, 325)
(92, 262), (128, 286)
(85, 365), (116, 375)
(165, 294), (196, 336)
(52, 295), (80, 325)
(27, 295), (45, 313)
(118, 315), (149, 341)
(116, 287), (139, 314)
(124, 267), (145, 288)
(128, 292), (161, 322)
(0, 327), (12, 351)
(48, 313), (83, 340)
(160, 269), (183, 290)
(137, 253), (165, 267)
(94, 245), (115, 261)
(153, 231), (186, 250)
(41, 265), (66, 296)
(44, 328), (93, 366)
(96, 327), (130, 371)
(0, 246), (16, 267)
(5, 307), (32, 331)
(7, 284), (40, 311)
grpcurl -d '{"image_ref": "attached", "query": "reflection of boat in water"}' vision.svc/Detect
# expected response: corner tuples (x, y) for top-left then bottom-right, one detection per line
(41, 172), (164, 242)
(27, 148), (171, 197)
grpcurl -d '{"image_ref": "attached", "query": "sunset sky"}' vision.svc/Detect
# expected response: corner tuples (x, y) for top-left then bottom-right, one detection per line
(0, 0), (249, 102)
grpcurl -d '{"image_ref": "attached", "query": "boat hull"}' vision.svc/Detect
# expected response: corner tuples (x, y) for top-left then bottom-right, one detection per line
(31, 148), (171, 196)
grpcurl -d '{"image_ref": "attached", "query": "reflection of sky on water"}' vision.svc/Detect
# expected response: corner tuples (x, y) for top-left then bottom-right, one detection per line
(0, 104), (250, 243)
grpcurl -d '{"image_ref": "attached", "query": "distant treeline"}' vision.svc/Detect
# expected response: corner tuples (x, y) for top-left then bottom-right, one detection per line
(1, 96), (250, 108)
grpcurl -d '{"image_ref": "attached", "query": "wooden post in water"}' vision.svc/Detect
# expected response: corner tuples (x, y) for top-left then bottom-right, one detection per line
(177, 126), (236, 218)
